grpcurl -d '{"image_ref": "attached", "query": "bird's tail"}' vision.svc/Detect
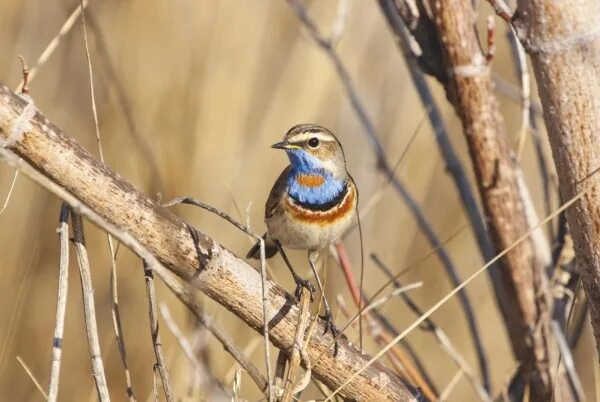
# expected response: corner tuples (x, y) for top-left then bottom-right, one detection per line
(246, 233), (279, 259)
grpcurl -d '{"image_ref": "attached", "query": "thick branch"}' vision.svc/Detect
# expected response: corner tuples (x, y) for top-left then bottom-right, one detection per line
(383, 1), (565, 400)
(513, 0), (600, 358)
(0, 83), (418, 402)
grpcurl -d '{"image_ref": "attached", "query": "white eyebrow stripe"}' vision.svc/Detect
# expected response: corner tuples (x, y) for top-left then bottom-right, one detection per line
(290, 132), (335, 143)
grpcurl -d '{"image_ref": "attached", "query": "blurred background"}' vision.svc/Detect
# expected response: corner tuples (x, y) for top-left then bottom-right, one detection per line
(0, 1), (596, 401)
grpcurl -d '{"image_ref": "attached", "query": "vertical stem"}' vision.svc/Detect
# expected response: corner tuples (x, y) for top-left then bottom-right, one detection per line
(47, 204), (70, 402)
(71, 213), (110, 402)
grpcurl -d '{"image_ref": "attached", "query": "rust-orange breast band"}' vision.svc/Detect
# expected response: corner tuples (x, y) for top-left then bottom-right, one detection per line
(284, 184), (356, 225)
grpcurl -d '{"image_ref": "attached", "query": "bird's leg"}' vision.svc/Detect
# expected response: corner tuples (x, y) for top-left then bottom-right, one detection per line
(275, 240), (315, 300)
(308, 250), (340, 356)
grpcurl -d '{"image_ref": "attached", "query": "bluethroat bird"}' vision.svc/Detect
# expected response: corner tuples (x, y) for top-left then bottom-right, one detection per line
(247, 124), (358, 353)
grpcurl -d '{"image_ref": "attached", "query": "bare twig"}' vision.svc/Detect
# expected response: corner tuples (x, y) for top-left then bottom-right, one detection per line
(485, 0), (513, 22)
(79, 4), (136, 399)
(48, 204), (70, 402)
(380, 6), (501, 391)
(17, 356), (48, 400)
(143, 261), (174, 402)
(159, 304), (207, 388)
(510, 28), (532, 161)
(83, 13), (164, 191)
(372, 254), (492, 401)
(0, 85), (419, 401)
(15, 0), (89, 91)
(438, 370), (464, 402)
(162, 196), (273, 401)
(550, 321), (585, 400)
(0, 169), (19, 216)
(280, 287), (311, 402)
(333, 243), (438, 401)
(324, 188), (591, 400)
(71, 213), (110, 402)
(156, 267), (269, 394)
(17, 56), (29, 95)
(225, 337), (262, 384)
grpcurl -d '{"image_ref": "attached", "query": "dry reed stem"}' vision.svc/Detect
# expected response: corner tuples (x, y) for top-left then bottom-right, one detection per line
(438, 369), (464, 402)
(280, 287), (311, 402)
(142, 262), (174, 402)
(47, 204), (70, 402)
(159, 304), (207, 389)
(0, 84), (418, 401)
(71, 213), (110, 402)
(371, 255), (492, 401)
(17, 356), (48, 400)
(0, 169), (18, 216)
(78, 5), (136, 399)
(333, 243), (438, 401)
(15, 0), (88, 92)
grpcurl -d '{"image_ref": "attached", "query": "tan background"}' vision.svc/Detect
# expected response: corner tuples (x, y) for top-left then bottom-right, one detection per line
(0, 1), (596, 401)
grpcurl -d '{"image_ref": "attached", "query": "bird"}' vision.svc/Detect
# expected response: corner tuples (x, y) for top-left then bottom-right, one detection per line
(247, 123), (358, 352)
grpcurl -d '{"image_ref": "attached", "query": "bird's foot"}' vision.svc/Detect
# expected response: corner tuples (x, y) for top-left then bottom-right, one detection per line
(293, 276), (315, 302)
(319, 310), (340, 357)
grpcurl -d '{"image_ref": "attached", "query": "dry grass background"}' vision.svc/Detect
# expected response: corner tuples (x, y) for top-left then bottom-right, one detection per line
(0, 1), (596, 401)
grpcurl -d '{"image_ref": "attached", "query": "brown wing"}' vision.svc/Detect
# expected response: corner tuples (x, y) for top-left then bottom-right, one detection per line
(265, 166), (291, 219)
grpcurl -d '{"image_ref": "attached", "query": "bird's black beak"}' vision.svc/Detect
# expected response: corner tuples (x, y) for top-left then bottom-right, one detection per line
(271, 141), (299, 150)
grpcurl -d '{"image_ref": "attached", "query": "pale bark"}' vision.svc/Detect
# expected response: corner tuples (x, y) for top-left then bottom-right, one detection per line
(514, 0), (600, 358)
(0, 83), (418, 402)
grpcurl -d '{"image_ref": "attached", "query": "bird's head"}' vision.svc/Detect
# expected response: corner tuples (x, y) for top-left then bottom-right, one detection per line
(271, 124), (347, 179)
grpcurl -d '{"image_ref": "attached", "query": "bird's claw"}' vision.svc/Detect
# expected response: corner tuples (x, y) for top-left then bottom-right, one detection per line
(293, 277), (315, 302)
(319, 310), (340, 357)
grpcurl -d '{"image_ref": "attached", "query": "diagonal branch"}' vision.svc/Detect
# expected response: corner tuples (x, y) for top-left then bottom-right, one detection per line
(0, 83), (419, 402)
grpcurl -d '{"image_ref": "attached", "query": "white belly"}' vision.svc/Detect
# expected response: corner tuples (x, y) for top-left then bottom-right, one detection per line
(266, 208), (355, 250)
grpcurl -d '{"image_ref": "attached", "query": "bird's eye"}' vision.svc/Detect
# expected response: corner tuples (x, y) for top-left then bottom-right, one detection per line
(308, 137), (319, 148)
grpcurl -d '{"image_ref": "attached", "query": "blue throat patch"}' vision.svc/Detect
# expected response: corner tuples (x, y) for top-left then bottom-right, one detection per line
(286, 149), (346, 206)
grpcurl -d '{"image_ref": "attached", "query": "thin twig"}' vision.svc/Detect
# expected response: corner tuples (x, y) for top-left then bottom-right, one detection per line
(155, 266), (269, 393)
(280, 287), (311, 402)
(0, 169), (19, 216)
(225, 337), (262, 384)
(15, 0), (89, 91)
(438, 369), (464, 402)
(17, 356), (48, 400)
(510, 28), (531, 161)
(83, 13), (164, 191)
(142, 261), (174, 402)
(371, 254), (492, 402)
(48, 204), (70, 402)
(163, 196), (273, 401)
(377, 2), (494, 390)
(484, 0), (513, 22)
(324, 184), (592, 401)
(334, 243), (438, 401)
(281, 287), (311, 402)
(159, 303), (207, 389)
(550, 321), (585, 400)
(79, 3), (136, 399)
(71, 213), (110, 402)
